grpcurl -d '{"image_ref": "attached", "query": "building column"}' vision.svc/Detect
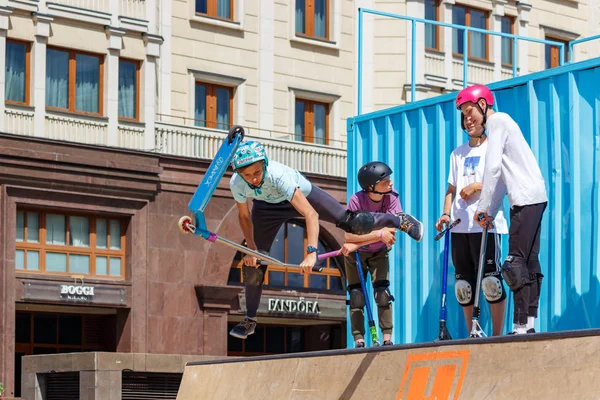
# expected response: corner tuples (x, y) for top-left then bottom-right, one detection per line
(195, 286), (242, 355)
(354, 0), (373, 115)
(517, 2), (532, 75)
(0, 7), (12, 132)
(143, 34), (162, 151)
(32, 13), (53, 138)
(258, 0), (273, 132)
(106, 28), (125, 147)
(158, 0), (171, 120)
(406, 0), (425, 102)
(492, 0), (506, 82)
(442, 0), (455, 92)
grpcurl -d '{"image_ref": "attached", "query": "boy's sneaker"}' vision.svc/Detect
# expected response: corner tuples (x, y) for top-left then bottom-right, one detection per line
(396, 213), (423, 242)
(383, 340), (394, 346)
(355, 341), (366, 348)
(229, 318), (257, 339)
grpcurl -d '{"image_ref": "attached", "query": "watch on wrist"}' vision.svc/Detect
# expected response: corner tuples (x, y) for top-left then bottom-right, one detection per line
(307, 246), (318, 254)
(442, 212), (451, 218)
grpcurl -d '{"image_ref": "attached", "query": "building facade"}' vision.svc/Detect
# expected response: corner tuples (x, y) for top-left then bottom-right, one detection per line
(0, 0), (598, 397)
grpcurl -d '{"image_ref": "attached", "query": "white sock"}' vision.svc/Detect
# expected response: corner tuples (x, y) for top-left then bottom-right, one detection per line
(512, 323), (527, 334)
(527, 316), (535, 330)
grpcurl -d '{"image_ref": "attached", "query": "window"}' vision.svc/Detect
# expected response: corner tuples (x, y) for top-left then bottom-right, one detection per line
(425, 0), (440, 51)
(501, 16), (515, 66)
(228, 221), (344, 292)
(296, 0), (329, 40)
(295, 99), (329, 145)
(5, 40), (30, 105)
(195, 0), (233, 20)
(46, 47), (104, 115)
(452, 6), (489, 60)
(194, 82), (233, 130)
(16, 210), (125, 279)
(118, 59), (140, 121)
(545, 36), (569, 69)
(227, 323), (343, 356)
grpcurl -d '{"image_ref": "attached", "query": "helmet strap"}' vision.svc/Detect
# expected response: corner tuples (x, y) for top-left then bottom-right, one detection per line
(367, 187), (393, 196)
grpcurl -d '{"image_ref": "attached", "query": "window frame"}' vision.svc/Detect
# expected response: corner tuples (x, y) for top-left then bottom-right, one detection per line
(545, 36), (570, 69)
(195, 0), (235, 21)
(295, 98), (330, 145)
(5, 39), (31, 106)
(194, 81), (234, 129)
(452, 5), (490, 62)
(500, 15), (515, 67)
(295, 0), (330, 40)
(424, 0), (441, 52)
(118, 58), (141, 122)
(228, 220), (343, 292)
(45, 46), (105, 117)
(15, 209), (126, 280)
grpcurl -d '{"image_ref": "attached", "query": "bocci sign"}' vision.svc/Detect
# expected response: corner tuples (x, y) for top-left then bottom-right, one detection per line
(60, 284), (95, 300)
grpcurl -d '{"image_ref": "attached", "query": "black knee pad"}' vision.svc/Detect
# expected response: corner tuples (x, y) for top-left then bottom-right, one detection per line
(243, 264), (267, 286)
(337, 210), (375, 235)
(501, 255), (531, 291)
(347, 283), (365, 309)
(481, 271), (507, 304)
(373, 280), (394, 307)
(454, 274), (475, 307)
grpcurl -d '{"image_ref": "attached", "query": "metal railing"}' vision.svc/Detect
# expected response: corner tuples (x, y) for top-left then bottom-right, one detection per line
(356, 8), (568, 114)
(155, 113), (347, 148)
(569, 34), (600, 63)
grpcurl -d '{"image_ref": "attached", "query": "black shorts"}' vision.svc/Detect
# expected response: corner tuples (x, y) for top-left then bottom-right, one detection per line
(451, 232), (501, 281)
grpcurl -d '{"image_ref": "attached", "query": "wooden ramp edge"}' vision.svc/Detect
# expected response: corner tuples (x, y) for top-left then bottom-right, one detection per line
(176, 329), (600, 400)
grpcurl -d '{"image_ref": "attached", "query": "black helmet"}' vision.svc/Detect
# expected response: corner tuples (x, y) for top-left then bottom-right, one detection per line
(358, 162), (393, 191)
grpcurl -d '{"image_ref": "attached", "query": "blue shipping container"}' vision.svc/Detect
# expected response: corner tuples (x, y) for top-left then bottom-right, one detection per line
(346, 57), (600, 346)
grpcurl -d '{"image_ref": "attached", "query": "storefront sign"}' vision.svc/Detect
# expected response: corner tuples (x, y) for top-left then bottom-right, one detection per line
(22, 280), (127, 306)
(267, 297), (320, 315)
(238, 294), (346, 320)
(60, 284), (95, 301)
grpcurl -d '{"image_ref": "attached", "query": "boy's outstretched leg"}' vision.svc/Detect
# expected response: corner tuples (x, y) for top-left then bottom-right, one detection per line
(229, 264), (266, 339)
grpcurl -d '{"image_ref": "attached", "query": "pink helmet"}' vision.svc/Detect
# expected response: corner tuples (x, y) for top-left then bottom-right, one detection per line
(455, 84), (494, 110)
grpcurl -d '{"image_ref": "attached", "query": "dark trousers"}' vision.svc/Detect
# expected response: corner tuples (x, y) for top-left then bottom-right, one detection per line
(243, 185), (400, 318)
(508, 202), (547, 324)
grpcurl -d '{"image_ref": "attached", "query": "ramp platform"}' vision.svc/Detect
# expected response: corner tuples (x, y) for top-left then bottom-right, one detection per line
(176, 329), (600, 400)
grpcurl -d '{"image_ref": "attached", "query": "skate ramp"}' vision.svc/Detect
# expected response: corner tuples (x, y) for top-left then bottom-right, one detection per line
(176, 329), (600, 400)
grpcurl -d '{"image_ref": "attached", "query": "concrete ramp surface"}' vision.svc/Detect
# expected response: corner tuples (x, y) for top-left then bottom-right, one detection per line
(176, 329), (600, 400)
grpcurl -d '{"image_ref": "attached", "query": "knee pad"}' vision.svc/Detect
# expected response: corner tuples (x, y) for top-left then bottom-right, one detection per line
(337, 210), (375, 235)
(501, 255), (531, 291)
(454, 278), (474, 306)
(348, 284), (365, 309)
(243, 264), (267, 286)
(481, 272), (506, 303)
(373, 280), (395, 307)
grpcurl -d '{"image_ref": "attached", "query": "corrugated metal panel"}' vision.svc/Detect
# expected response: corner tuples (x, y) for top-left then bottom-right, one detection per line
(346, 58), (600, 345)
(45, 372), (80, 400)
(121, 372), (182, 400)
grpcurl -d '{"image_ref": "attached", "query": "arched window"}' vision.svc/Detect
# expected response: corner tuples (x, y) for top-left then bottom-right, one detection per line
(228, 220), (344, 293)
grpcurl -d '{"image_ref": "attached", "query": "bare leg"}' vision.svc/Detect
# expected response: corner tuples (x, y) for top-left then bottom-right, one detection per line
(490, 299), (506, 336)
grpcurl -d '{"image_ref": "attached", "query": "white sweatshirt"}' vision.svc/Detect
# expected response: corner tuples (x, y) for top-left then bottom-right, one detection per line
(477, 112), (548, 214)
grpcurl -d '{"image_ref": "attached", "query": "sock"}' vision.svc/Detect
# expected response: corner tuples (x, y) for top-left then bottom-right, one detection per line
(512, 323), (527, 334)
(246, 316), (257, 322)
(527, 316), (535, 330)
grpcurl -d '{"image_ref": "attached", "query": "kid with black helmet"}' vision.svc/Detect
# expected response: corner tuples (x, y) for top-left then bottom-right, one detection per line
(435, 84), (509, 336)
(457, 84), (548, 335)
(228, 142), (418, 339)
(339, 161), (423, 347)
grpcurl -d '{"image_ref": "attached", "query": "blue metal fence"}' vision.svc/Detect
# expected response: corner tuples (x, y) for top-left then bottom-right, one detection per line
(357, 8), (568, 115)
(346, 57), (600, 346)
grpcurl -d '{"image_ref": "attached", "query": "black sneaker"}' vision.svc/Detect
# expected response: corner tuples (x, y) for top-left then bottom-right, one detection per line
(355, 341), (366, 348)
(527, 328), (536, 334)
(396, 213), (423, 242)
(383, 340), (393, 346)
(229, 318), (257, 339)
